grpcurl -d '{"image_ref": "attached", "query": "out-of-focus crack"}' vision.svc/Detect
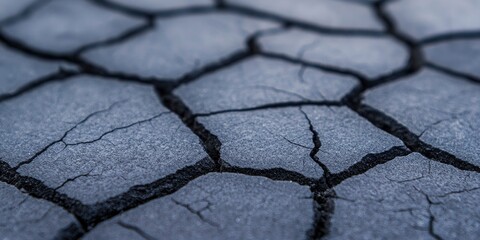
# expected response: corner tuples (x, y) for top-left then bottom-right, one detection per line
(0, 68), (80, 102)
(117, 221), (158, 240)
(0, 0), (52, 27)
(73, 19), (155, 56)
(419, 30), (480, 45)
(260, 51), (369, 86)
(221, 2), (386, 37)
(426, 61), (480, 84)
(90, 0), (216, 19)
(13, 101), (125, 170)
(194, 100), (342, 117)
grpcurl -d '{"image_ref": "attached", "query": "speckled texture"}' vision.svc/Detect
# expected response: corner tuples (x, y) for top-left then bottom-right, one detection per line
(0, 182), (78, 240)
(175, 56), (356, 113)
(365, 69), (480, 166)
(83, 173), (314, 240)
(1, 76), (206, 203)
(329, 153), (480, 240)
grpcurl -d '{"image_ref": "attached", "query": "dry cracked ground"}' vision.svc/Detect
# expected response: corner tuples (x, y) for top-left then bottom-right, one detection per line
(0, 0), (479, 239)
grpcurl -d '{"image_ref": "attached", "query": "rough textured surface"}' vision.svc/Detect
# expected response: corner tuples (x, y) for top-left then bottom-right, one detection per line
(84, 13), (277, 79)
(0, 182), (77, 240)
(175, 56), (356, 113)
(387, 0), (480, 40)
(226, 0), (382, 31)
(425, 39), (480, 78)
(198, 107), (401, 177)
(83, 173), (314, 240)
(0, 44), (69, 96)
(1, 76), (206, 203)
(259, 29), (408, 78)
(108, 0), (213, 12)
(0, 0), (479, 239)
(3, 0), (142, 53)
(329, 153), (480, 240)
(365, 70), (480, 166)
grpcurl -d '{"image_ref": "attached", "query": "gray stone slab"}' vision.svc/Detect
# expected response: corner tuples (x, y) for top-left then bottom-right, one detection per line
(198, 107), (402, 177)
(329, 153), (480, 240)
(259, 29), (408, 78)
(84, 13), (277, 79)
(365, 69), (480, 166)
(0, 182), (77, 240)
(175, 56), (356, 114)
(109, 0), (213, 12)
(225, 0), (382, 30)
(425, 39), (480, 78)
(0, 44), (68, 96)
(0, 0), (36, 22)
(3, 0), (143, 53)
(387, 0), (480, 40)
(83, 173), (313, 240)
(0, 76), (206, 204)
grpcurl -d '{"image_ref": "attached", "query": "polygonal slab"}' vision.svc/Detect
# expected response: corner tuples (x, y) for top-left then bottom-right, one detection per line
(386, 0), (480, 40)
(0, 182), (78, 240)
(329, 153), (480, 239)
(108, 0), (213, 12)
(197, 107), (402, 178)
(0, 44), (68, 96)
(83, 173), (314, 240)
(0, 76), (206, 204)
(259, 29), (408, 78)
(0, 0), (36, 23)
(84, 13), (277, 79)
(225, 0), (382, 31)
(175, 56), (357, 113)
(3, 0), (143, 53)
(425, 39), (480, 78)
(365, 69), (480, 166)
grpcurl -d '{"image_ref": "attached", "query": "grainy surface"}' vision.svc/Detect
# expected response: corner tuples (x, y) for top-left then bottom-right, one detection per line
(0, 0), (479, 239)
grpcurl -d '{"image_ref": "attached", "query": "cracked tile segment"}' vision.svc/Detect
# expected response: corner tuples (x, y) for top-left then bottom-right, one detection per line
(424, 39), (480, 79)
(327, 153), (480, 240)
(224, 0), (383, 31)
(1, 76), (207, 204)
(104, 0), (213, 12)
(83, 173), (314, 240)
(364, 69), (480, 166)
(258, 28), (409, 79)
(386, 0), (480, 40)
(2, 0), (144, 53)
(175, 56), (356, 114)
(197, 106), (402, 178)
(0, 43), (73, 97)
(0, 182), (79, 240)
(83, 13), (278, 80)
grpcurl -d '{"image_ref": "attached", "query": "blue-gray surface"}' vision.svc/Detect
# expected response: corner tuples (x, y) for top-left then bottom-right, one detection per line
(0, 0), (479, 239)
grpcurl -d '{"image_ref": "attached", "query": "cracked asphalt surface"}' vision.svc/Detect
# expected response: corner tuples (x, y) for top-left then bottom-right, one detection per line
(0, 0), (479, 239)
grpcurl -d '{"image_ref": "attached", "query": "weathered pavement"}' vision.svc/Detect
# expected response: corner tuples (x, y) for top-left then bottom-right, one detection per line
(0, 0), (479, 239)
